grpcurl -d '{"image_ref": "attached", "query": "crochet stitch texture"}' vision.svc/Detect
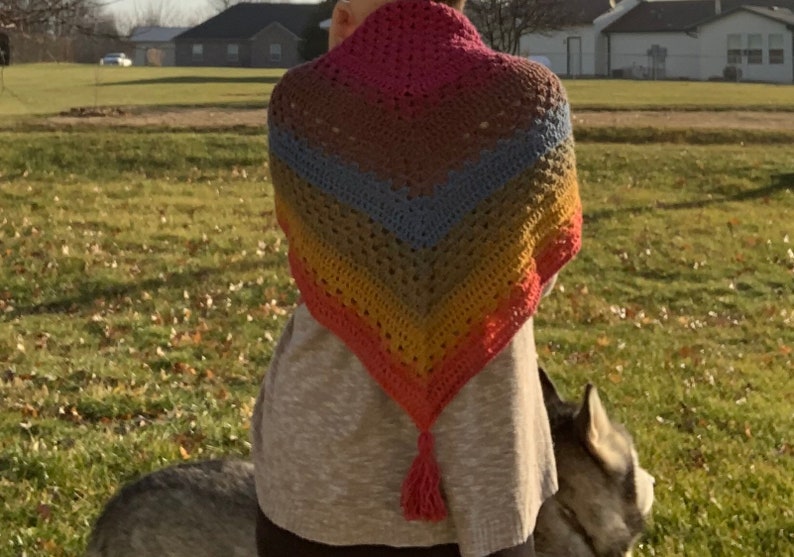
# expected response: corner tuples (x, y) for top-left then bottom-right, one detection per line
(268, 0), (582, 522)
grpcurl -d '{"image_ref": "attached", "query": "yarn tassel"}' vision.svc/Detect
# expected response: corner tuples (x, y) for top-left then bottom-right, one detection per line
(400, 431), (447, 522)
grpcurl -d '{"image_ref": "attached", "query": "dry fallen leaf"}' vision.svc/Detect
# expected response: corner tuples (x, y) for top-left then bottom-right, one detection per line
(36, 503), (52, 521)
(39, 539), (59, 553)
(596, 335), (610, 347)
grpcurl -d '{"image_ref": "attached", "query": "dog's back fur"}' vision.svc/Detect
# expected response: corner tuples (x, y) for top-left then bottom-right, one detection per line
(86, 369), (654, 557)
(86, 459), (258, 557)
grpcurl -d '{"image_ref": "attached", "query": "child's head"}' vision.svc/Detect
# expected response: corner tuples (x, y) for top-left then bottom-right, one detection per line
(329, 0), (465, 48)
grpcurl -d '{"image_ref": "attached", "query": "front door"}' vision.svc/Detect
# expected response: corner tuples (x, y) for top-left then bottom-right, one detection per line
(567, 37), (582, 77)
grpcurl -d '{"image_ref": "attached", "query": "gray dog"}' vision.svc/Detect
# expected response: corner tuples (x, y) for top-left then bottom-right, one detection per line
(86, 369), (654, 557)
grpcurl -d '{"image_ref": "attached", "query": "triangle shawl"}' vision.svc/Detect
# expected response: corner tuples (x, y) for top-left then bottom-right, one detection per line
(267, 0), (582, 522)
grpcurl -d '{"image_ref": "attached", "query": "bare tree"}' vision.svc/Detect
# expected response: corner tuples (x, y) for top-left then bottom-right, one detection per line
(0, 1), (125, 64)
(116, 0), (183, 34)
(0, 0), (107, 32)
(207, 0), (242, 14)
(465, 0), (576, 55)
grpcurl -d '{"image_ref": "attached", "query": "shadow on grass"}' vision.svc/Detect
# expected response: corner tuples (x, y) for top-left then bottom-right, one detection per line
(575, 126), (794, 145)
(102, 76), (282, 86)
(10, 175), (793, 317)
(137, 101), (269, 111)
(12, 260), (268, 318)
(587, 172), (794, 223)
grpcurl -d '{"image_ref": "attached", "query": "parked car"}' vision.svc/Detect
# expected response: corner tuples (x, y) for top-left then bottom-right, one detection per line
(99, 53), (133, 67)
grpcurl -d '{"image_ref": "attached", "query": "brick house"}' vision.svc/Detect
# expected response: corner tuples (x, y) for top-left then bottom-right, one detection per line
(174, 2), (317, 68)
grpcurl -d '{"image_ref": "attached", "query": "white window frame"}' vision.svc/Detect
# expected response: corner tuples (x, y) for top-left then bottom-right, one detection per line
(769, 34), (784, 65)
(746, 33), (762, 65)
(227, 43), (239, 63)
(727, 33), (742, 64)
(269, 43), (282, 63)
(192, 43), (204, 62)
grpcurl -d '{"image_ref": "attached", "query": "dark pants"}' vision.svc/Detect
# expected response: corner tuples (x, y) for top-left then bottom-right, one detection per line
(256, 508), (536, 557)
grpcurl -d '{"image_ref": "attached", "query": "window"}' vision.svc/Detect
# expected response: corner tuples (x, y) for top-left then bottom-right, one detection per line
(747, 33), (762, 64)
(269, 43), (281, 62)
(769, 34), (784, 65)
(192, 43), (203, 62)
(727, 33), (742, 64)
(227, 44), (239, 63)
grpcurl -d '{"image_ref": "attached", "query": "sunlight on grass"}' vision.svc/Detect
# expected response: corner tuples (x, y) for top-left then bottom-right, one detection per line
(1, 64), (792, 119)
(0, 131), (792, 556)
(563, 79), (794, 110)
(0, 64), (282, 116)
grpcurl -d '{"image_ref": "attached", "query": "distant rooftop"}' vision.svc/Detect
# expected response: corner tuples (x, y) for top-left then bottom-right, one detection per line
(738, 5), (794, 26)
(175, 3), (317, 40)
(565, 0), (620, 25)
(604, 0), (794, 33)
(130, 26), (190, 42)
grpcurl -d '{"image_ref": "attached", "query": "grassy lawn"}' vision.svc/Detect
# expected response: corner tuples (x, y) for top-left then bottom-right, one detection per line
(1, 64), (793, 118)
(0, 57), (792, 556)
(563, 79), (794, 111)
(0, 129), (792, 556)
(0, 64), (281, 117)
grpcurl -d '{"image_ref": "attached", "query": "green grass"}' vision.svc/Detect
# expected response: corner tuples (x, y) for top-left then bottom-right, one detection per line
(563, 79), (794, 111)
(574, 126), (794, 145)
(1, 64), (793, 119)
(1, 131), (793, 556)
(0, 64), (281, 117)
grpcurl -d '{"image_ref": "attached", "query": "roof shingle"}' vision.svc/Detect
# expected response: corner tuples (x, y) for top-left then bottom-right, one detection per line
(176, 2), (318, 40)
(604, 0), (794, 33)
(130, 26), (189, 42)
(564, 0), (618, 25)
(734, 5), (794, 26)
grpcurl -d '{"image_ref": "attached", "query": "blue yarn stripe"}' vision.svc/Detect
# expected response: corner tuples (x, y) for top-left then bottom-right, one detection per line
(270, 103), (572, 250)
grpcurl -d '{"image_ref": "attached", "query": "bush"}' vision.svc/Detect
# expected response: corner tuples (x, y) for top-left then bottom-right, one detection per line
(723, 65), (743, 82)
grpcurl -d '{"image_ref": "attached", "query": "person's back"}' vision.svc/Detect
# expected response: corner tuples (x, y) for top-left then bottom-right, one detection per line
(252, 1), (582, 555)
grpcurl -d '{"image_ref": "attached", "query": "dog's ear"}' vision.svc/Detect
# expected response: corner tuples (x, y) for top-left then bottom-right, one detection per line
(538, 366), (566, 414)
(575, 384), (631, 474)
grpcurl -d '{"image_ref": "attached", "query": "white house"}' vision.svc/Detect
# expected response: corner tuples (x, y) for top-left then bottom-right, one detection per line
(130, 26), (189, 67)
(519, 0), (641, 76)
(698, 6), (794, 82)
(521, 0), (794, 83)
(602, 0), (713, 79)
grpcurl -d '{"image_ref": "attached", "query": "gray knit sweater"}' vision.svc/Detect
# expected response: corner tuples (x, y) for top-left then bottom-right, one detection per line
(251, 304), (557, 557)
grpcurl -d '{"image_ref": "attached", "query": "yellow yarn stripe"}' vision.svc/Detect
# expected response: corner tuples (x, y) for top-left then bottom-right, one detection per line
(276, 176), (579, 376)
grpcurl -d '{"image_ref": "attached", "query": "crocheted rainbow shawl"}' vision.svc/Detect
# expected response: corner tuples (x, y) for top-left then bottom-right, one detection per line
(268, 0), (581, 522)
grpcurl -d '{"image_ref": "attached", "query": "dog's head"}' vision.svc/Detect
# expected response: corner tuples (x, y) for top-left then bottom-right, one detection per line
(536, 368), (655, 557)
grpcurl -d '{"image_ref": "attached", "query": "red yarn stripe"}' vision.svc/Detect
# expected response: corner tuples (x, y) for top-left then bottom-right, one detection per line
(288, 210), (582, 431)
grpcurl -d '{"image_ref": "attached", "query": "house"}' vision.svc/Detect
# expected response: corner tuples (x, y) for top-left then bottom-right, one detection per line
(130, 26), (188, 66)
(174, 3), (317, 68)
(519, 0), (640, 76)
(521, 0), (794, 83)
(697, 5), (794, 81)
(604, 0), (794, 82)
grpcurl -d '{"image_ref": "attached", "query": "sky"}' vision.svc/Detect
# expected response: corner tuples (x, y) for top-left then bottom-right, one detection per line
(104, 0), (319, 28)
(104, 0), (206, 19)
